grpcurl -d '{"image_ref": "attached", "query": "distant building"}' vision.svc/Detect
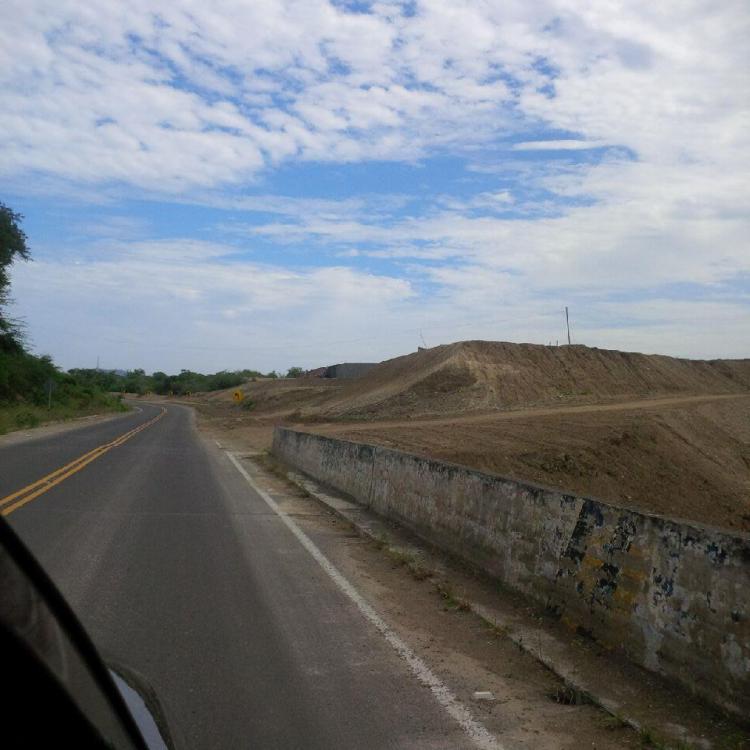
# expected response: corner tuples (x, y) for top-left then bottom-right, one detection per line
(301, 362), (378, 379)
(324, 363), (377, 379)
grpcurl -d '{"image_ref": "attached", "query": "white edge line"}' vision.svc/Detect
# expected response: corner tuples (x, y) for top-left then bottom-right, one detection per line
(226, 451), (503, 750)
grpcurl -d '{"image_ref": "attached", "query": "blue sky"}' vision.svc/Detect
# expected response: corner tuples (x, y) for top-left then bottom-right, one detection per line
(1, 1), (748, 373)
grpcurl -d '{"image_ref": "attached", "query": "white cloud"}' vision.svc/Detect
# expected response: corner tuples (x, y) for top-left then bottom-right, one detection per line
(2, 1), (745, 188)
(8, 239), (416, 370)
(1, 1), (748, 365)
(512, 140), (605, 151)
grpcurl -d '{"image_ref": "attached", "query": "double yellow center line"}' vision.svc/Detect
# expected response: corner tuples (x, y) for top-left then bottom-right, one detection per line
(1, 408), (166, 516)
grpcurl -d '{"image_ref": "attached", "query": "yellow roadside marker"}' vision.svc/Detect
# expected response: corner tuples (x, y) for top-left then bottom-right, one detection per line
(0, 408), (166, 516)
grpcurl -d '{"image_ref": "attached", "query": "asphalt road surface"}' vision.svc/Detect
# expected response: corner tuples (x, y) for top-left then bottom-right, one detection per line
(1, 403), (485, 749)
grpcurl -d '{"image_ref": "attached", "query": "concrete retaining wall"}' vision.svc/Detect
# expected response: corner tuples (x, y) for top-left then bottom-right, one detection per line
(272, 427), (750, 717)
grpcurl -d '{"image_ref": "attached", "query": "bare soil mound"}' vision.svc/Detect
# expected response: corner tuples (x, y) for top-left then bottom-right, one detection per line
(195, 377), (341, 410)
(300, 341), (750, 420)
(319, 394), (750, 533)
(190, 340), (750, 531)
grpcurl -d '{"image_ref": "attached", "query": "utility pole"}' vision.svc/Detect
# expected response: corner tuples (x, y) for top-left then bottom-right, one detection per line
(45, 378), (55, 410)
(565, 307), (571, 346)
(96, 355), (100, 371)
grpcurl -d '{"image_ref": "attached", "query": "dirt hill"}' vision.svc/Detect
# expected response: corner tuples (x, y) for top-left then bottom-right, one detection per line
(192, 341), (750, 531)
(295, 341), (750, 420)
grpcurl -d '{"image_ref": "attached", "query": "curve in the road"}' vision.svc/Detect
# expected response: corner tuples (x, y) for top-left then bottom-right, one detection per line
(1, 407), (166, 516)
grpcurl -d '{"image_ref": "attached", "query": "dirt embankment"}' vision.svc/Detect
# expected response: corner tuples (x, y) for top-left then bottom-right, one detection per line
(191, 341), (750, 532)
(290, 340), (750, 421)
(317, 395), (750, 533)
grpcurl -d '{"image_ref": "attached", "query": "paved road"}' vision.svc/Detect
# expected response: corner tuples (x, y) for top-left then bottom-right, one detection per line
(1, 404), (476, 749)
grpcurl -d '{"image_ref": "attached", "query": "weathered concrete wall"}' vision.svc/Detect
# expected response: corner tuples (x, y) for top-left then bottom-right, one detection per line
(272, 427), (750, 718)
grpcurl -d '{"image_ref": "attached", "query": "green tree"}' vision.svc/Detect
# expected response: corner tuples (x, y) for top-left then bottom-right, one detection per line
(286, 366), (304, 378)
(0, 202), (30, 353)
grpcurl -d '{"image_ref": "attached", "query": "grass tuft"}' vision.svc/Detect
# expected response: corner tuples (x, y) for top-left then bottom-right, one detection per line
(436, 581), (471, 612)
(548, 684), (592, 706)
(601, 713), (629, 731)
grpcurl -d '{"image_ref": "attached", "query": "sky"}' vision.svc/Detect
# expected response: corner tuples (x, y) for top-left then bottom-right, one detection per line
(1, 0), (748, 373)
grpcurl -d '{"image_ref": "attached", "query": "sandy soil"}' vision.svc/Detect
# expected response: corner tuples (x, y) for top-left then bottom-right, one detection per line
(188, 341), (750, 533)
(194, 392), (750, 533)
(282, 340), (750, 420)
(315, 394), (750, 533)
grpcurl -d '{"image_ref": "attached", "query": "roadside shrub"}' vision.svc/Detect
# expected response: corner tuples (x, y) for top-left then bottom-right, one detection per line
(14, 411), (40, 428)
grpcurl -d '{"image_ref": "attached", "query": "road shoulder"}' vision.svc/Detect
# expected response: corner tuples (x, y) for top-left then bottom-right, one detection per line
(205, 432), (641, 747)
